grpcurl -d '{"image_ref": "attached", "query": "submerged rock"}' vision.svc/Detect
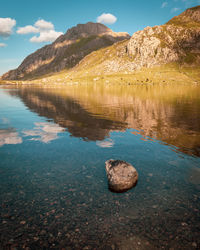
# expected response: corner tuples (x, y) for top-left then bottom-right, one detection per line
(105, 159), (138, 192)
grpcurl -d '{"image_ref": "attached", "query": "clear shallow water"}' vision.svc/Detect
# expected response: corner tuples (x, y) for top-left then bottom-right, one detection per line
(0, 84), (200, 249)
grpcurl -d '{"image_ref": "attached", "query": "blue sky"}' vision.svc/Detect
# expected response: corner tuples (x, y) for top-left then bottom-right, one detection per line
(0, 0), (199, 75)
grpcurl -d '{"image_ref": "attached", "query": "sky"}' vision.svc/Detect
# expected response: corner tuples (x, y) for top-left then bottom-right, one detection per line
(0, 0), (200, 75)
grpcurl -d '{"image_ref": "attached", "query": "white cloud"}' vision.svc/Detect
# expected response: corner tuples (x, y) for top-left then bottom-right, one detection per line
(96, 13), (117, 25)
(35, 19), (54, 30)
(30, 30), (63, 43)
(17, 19), (63, 43)
(171, 7), (180, 12)
(0, 43), (7, 47)
(17, 25), (39, 34)
(0, 17), (16, 37)
(161, 2), (168, 8)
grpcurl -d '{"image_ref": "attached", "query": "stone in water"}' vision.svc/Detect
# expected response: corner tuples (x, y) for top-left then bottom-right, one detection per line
(105, 159), (138, 192)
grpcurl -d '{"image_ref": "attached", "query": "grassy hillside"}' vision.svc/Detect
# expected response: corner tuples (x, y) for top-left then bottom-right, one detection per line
(25, 38), (199, 86)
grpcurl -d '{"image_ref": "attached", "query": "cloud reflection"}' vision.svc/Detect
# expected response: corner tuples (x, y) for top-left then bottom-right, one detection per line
(23, 122), (65, 143)
(0, 128), (22, 146)
(96, 139), (114, 148)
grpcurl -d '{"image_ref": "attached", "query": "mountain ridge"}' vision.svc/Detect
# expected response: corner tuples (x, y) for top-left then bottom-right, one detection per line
(70, 5), (200, 76)
(2, 22), (130, 80)
(2, 6), (200, 82)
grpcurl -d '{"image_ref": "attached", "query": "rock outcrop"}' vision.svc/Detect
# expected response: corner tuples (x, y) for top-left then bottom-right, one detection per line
(127, 6), (200, 69)
(127, 24), (200, 69)
(105, 159), (138, 192)
(2, 22), (130, 80)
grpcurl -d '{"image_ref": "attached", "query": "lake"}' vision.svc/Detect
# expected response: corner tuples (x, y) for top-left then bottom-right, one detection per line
(0, 83), (200, 249)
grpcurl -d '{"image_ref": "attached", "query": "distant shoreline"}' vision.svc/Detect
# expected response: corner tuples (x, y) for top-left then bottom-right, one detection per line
(1, 65), (200, 86)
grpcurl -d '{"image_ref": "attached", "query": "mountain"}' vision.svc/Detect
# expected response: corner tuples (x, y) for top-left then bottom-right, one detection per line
(2, 22), (130, 80)
(2, 6), (200, 82)
(70, 5), (200, 76)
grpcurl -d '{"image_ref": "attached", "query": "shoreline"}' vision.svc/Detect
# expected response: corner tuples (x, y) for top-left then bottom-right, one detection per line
(1, 65), (200, 86)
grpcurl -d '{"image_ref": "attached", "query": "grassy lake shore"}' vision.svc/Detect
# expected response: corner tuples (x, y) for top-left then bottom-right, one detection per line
(1, 64), (200, 86)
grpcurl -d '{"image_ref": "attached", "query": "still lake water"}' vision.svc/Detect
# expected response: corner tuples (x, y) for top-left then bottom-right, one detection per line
(0, 83), (200, 249)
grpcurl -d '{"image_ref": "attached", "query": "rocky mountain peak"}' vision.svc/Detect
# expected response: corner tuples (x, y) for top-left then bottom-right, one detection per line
(55, 22), (112, 43)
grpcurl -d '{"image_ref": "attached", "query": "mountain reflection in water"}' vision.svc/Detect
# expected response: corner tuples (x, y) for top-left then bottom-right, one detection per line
(8, 83), (200, 157)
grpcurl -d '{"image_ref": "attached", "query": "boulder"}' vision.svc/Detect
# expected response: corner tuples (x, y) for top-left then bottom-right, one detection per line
(105, 159), (138, 192)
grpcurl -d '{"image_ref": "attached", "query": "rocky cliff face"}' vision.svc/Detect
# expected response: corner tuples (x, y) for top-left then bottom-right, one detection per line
(2, 22), (130, 80)
(127, 6), (200, 69)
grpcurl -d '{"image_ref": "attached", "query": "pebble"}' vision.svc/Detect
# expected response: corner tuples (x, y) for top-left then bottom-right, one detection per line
(20, 221), (26, 225)
(40, 230), (46, 235)
(181, 222), (188, 226)
(192, 242), (197, 247)
(152, 205), (158, 209)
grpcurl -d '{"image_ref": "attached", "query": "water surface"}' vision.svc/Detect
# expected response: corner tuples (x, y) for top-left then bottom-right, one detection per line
(0, 84), (200, 249)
